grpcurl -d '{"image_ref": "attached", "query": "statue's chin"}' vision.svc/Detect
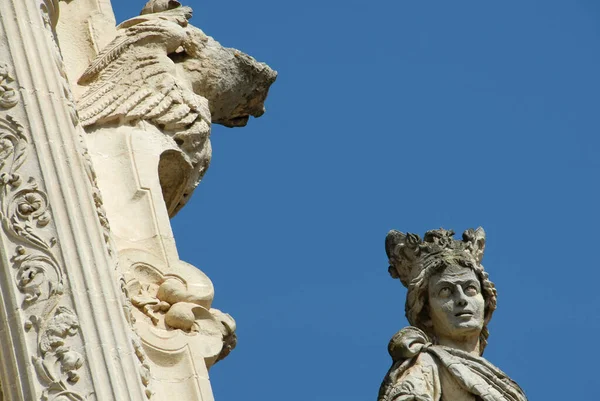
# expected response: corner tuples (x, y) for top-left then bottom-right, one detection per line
(444, 322), (483, 339)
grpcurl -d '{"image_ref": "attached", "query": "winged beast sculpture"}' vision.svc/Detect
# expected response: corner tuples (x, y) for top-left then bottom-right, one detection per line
(77, 4), (276, 215)
(73, 3), (276, 392)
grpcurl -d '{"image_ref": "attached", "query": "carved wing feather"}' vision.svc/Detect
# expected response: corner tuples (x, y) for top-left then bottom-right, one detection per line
(155, 103), (191, 126)
(79, 20), (184, 85)
(145, 94), (176, 120)
(80, 79), (141, 125)
(77, 80), (117, 111)
(115, 86), (154, 117)
(128, 91), (169, 119)
(78, 34), (134, 85)
(78, 51), (206, 130)
(176, 111), (200, 128)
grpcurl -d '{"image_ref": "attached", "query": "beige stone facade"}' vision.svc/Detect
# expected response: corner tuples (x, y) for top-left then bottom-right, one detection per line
(0, 0), (275, 399)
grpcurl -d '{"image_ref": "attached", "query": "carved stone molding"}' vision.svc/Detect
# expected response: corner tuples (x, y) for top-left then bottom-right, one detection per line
(41, 1), (79, 125)
(45, 2), (154, 397)
(0, 0), (151, 399)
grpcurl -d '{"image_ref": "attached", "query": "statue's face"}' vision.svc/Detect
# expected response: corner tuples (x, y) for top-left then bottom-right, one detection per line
(427, 264), (485, 342)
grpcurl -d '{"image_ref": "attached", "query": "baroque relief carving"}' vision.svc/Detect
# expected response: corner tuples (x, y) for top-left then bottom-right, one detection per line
(28, 307), (85, 400)
(121, 274), (154, 399)
(127, 263), (236, 364)
(0, 115), (86, 400)
(0, 0), (164, 399)
(0, 64), (18, 109)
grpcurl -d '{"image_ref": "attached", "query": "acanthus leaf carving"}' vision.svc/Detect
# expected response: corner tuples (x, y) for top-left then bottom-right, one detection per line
(13, 247), (63, 305)
(0, 115), (85, 400)
(28, 307), (87, 401)
(0, 64), (19, 109)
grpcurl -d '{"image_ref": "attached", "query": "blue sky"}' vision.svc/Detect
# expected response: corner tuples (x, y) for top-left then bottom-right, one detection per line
(111, 1), (600, 399)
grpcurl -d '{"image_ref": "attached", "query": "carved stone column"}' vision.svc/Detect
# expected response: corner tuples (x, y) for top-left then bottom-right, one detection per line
(0, 1), (149, 400)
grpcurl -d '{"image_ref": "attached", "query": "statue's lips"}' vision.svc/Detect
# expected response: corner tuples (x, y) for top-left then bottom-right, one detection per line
(455, 311), (473, 317)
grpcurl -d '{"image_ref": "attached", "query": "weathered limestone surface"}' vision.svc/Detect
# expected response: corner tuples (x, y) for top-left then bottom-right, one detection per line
(379, 228), (527, 401)
(0, 0), (150, 400)
(56, 0), (117, 99)
(0, 0), (276, 400)
(73, 1), (275, 400)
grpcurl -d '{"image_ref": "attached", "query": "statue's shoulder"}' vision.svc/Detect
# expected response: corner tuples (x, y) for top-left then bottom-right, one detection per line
(379, 352), (441, 401)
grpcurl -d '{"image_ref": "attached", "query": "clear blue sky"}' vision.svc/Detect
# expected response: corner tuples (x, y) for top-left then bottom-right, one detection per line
(111, 1), (600, 399)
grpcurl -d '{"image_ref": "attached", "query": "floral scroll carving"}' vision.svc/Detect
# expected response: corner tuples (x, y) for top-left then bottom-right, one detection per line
(27, 308), (86, 401)
(0, 64), (18, 109)
(0, 115), (86, 400)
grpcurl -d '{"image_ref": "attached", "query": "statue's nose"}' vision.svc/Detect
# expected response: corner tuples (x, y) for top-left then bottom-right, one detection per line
(455, 287), (468, 307)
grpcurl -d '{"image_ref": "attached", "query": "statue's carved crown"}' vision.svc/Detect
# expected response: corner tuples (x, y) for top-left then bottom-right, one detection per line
(385, 227), (486, 287)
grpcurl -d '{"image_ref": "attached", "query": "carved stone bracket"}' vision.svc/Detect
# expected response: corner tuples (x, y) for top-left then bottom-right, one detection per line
(126, 261), (236, 365)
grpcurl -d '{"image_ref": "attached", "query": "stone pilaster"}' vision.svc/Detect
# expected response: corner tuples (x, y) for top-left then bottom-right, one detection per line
(0, 1), (149, 399)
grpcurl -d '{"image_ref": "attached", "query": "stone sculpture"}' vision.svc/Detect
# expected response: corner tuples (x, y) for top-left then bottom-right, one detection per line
(0, 0), (155, 398)
(78, 2), (276, 215)
(0, 0), (275, 399)
(73, 1), (276, 399)
(379, 228), (527, 401)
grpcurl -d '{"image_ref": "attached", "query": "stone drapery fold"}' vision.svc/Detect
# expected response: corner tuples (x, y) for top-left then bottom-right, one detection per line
(379, 327), (527, 401)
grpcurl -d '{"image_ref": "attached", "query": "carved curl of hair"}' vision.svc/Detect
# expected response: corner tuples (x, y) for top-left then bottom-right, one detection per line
(404, 256), (497, 354)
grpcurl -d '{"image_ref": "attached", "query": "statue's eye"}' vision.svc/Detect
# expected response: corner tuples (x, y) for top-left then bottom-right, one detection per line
(464, 285), (478, 296)
(438, 287), (452, 297)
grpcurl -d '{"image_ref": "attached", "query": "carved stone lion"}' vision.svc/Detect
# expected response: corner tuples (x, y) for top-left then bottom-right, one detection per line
(77, 4), (276, 215)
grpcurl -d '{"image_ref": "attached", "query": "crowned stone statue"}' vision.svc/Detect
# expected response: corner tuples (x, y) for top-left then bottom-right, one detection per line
(378, 228), (527, 401)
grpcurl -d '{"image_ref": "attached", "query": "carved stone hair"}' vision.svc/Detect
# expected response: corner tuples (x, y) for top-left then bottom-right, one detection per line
(385, 228), (498, 354)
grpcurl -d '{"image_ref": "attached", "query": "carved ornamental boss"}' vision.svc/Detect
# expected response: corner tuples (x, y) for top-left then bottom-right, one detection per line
(379, 228), (527, 401)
